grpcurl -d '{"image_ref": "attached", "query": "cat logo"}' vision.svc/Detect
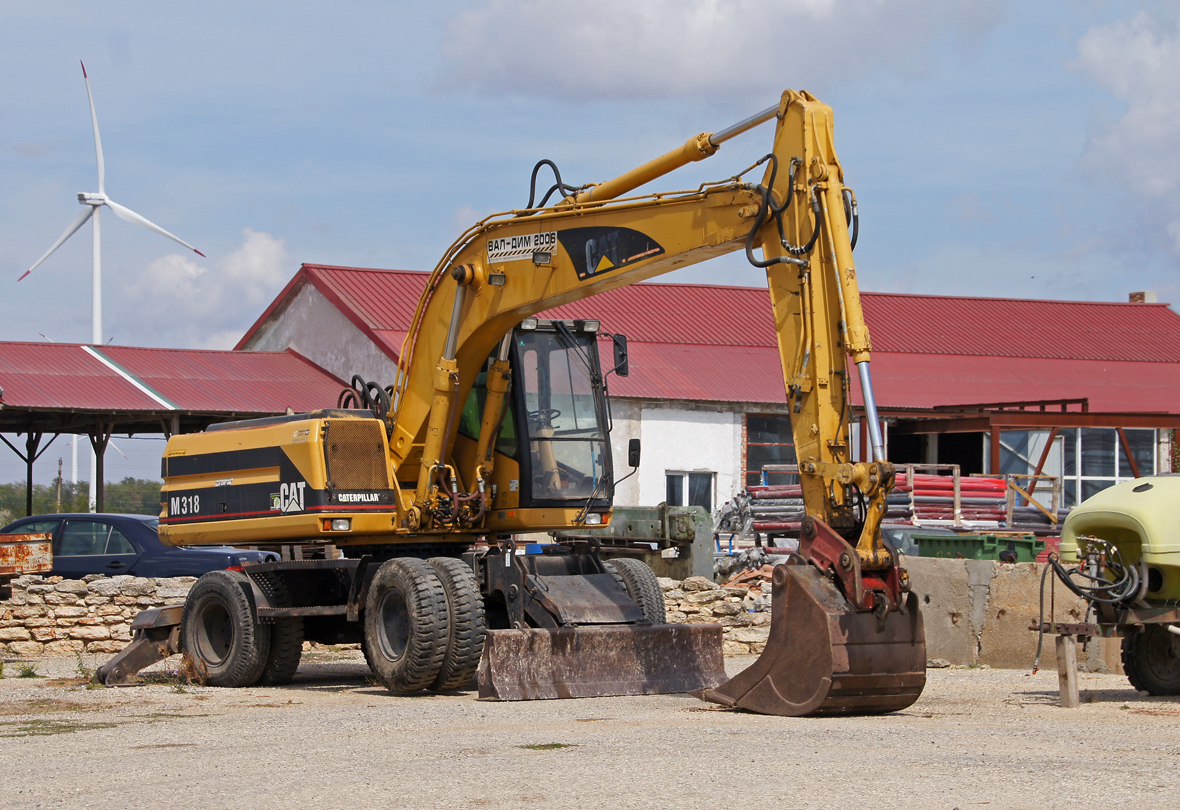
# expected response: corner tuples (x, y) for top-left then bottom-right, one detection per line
(270, 482), (307, 513)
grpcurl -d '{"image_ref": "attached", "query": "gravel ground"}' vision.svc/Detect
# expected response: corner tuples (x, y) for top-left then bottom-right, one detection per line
(1, 649), (1177, 810)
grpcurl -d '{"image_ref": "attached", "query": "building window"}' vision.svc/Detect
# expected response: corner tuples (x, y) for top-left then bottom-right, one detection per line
(1061, 427), (1155, 506)
(999, 427), (1157, 507)
(666, 472), (714, 513)
(745, 414), (797, 488)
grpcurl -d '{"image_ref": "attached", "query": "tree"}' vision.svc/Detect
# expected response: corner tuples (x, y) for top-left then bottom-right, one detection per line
(0, 477), (161, 518)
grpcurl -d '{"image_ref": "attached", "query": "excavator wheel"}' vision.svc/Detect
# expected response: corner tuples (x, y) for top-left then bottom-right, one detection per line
(697, 561), (926, 716)
(254, 572), (304, 686)
(181, 570), (272, 688)
(604, 558), (666, 624)
(427, 557), (487, 692)
(363, 558), (448, 693)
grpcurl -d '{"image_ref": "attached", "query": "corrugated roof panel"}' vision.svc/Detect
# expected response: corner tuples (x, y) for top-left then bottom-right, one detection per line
(261, 265), (1180, 412)
(862, 294), (1180, 362)
(102, 346), (345, 413)
(608, 343), (787, 404)
(0, 342), (160, 410)
(308, 266), (425, 332)
(299, 265), (1180, 361)
(862, 352), (1180, 413)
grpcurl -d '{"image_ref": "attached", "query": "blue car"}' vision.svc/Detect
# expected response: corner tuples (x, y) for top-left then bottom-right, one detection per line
(0, 513), (277, 579)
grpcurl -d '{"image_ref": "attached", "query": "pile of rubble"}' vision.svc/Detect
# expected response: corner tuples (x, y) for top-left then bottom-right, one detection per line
(0, 574), (194, 657)
(659, 575), (772, 655)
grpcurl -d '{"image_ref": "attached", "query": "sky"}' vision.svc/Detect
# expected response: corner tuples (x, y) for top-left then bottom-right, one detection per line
(2, 0), (1179, 485)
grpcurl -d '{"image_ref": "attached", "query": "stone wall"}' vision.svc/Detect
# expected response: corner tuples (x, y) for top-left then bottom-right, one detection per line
(2, 560), (1122, 674)
(0, 574), (194, 658)
(659, 575), (773, 655)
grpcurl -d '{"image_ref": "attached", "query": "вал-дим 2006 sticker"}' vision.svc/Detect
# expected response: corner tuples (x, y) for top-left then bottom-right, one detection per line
(487, 231), (557, 263)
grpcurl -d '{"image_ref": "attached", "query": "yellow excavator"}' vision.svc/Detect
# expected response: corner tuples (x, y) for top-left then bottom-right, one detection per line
(98, 89), (925, 716)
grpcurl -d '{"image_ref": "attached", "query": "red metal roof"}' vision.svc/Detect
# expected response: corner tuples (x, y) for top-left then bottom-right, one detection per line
(100, 346), (346, 413)
(0, 343), (160, 411)
(0, 342), (344, 415)
(861, 294), (1180, 362)
(239, 265), (1180, 411)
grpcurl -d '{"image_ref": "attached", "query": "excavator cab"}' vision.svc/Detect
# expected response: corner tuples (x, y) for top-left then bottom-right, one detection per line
(511, 319), (611, 505)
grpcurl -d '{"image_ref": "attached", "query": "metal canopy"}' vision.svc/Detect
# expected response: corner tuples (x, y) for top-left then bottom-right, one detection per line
(0, 342), (346, 514)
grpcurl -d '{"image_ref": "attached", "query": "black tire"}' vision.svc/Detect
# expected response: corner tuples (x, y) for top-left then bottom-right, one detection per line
(363, 558), (447, 693)
(1122, 624), (1180, 695)
(181, 570), (271, 687)
(255, 572), (304, 686)
(604, 558), (666, 624)
(427, 557), (487, 692)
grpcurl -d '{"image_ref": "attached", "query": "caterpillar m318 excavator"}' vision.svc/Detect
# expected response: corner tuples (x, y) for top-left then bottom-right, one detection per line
(98, 89), (926, 716)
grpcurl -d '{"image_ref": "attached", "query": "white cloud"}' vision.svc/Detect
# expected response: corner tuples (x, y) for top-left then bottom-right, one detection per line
(440, 0), (1006, 102)
(1073, 10), (1180, 259)
(219, 228), (291, 306)
(122, 228), (291, 348)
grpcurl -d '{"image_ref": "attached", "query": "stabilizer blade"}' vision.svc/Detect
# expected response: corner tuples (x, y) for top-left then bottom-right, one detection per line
(478, 624), (725, 700)
(19, 207), (94, 281)
(105, 199), (205, 256)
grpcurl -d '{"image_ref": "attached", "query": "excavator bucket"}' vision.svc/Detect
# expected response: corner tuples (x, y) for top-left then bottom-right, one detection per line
(697, 562), (926, 716)
(478, 623), (726, 700)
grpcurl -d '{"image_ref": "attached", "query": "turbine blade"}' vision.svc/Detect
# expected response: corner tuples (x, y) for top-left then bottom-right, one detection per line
(19, 207), (94, 281)
(104, 199), (205, 256)
(81, 61), (105, 194)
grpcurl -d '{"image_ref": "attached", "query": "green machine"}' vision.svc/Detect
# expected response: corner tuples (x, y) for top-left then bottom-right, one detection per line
(553, 504), (715, 581)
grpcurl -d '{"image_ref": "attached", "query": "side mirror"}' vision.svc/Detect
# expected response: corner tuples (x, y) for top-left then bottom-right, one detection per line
(612, 335), (629, 377)
(627, 438), (641, 468)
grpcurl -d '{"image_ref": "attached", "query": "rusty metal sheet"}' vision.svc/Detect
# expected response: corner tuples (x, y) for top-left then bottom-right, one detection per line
(697, 563), (926, 716)
(478, 623), (725, 700)
(0, 532), (53, 576)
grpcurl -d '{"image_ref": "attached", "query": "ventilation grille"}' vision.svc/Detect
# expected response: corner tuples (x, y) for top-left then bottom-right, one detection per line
(324, 419), (391, 490)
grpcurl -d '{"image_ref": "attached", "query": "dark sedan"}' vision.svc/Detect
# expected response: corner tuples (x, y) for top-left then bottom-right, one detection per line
(0, 513), (277, 579)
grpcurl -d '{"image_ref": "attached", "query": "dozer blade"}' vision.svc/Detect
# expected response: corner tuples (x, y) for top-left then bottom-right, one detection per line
(478, 623), (726, 700)
(697, 563), (926, 716)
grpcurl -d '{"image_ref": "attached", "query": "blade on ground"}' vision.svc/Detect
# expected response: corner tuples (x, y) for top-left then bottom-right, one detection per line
(19, 207), (94, 281)
(81, 61), (105, 194)
(105, 199), (205, 256)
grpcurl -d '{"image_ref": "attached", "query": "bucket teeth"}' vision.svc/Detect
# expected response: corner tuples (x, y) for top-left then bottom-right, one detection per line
(478, 624), (726, 700)
(697, 564), (926, 716)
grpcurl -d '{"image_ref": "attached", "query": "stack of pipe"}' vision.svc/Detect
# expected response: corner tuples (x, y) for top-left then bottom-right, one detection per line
(888, 473), (1008, 530)
(1009, 504), (1071, 534)
(744, 484), (805, 536)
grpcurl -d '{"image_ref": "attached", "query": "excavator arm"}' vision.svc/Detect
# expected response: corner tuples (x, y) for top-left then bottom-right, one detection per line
(390, 89), (926, 715)
(395, 91), (891, 560)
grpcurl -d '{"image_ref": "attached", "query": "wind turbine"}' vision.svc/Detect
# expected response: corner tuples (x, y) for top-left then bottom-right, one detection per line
(19, 61), (205, 344)
(19, 61), (205, 510)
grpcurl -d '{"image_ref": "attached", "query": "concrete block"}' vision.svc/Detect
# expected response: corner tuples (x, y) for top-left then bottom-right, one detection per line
(906, 557), (978, 665)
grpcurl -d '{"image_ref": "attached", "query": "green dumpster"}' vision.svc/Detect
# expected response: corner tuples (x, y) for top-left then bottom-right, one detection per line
(913, 533), (1044, 563)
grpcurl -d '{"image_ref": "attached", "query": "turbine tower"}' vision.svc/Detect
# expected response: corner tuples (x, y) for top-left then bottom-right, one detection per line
(20, 61), (205, 509)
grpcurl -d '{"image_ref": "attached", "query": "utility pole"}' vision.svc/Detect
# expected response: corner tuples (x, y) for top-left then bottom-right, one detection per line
(56, 457), (63, 513)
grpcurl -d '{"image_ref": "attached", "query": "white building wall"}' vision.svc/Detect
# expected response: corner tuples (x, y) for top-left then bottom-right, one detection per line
(606, 398), (643, 505)
(243, 282), (396, 387)
(633, 403), (742, 511)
